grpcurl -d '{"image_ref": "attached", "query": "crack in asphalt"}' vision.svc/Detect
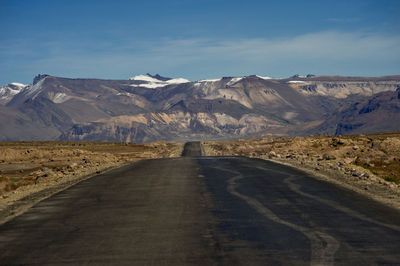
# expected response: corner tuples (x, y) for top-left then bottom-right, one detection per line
(283, 175), (400, 232)
(253, 165), (400, 233)
(212, 165), (340, 266)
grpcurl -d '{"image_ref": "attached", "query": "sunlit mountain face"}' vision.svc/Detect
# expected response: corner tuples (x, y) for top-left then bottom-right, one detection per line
(1, 74), (399, 142)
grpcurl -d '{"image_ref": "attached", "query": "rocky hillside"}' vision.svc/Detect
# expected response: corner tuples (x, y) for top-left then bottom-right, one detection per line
(0, 74), (399, 142)
(313, 88), (400, 135)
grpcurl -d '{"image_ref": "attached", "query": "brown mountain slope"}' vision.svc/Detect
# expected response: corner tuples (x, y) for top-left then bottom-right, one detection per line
(1, 74), (400, 142)
(307, 88), (400, 135)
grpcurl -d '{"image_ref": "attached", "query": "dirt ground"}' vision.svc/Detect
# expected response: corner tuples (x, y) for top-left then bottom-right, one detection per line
(0, 141), (184, 222)
(202, 132), (400, 210)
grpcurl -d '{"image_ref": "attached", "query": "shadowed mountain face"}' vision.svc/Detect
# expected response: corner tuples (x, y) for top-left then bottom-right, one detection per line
(311, 88), (400, 135)
(1, 74), (400, 142)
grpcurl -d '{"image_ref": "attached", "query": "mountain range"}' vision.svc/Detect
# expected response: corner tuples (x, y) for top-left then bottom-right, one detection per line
(1, 73), (399, 142)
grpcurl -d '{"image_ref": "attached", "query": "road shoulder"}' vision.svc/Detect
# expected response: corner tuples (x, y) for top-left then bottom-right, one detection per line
(202, 141), (400, 211)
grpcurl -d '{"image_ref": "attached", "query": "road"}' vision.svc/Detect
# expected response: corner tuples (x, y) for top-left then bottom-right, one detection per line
(1, 142), (400, 265)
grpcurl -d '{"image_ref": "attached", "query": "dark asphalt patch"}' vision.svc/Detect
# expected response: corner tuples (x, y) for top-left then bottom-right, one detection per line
(181, 141), (203, 157)
(198, 157), (400, 265)
(1, 155), (400, 265)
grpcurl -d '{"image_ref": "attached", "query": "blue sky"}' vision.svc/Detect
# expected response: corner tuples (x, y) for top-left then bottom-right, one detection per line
(1, 0), (400, 85)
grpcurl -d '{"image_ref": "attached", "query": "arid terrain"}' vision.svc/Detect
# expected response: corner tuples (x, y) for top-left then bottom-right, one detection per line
(0, 141), (183, 222)
(2, 133), (400, 223)
(1, 137), (400, 264)
(2, 74), (400, 142)
(203, 132), (400, 210)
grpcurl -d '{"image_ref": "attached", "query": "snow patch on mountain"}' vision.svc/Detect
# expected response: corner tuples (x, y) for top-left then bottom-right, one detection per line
(256, 75), (272, 80)
(166, 78), (190, 84)
(227, 77), (243, 86)
(24, 76), (48, 97)
(198, 78), (221, 83)
(130, 83), (167, 89)
(130, 74), (161, 83)
(0, 82), (27, 104)
(49, 92), (70, 103)
(0, 84), (24, 97)
(10, 82), (27, 87)
(129, 74), (190, 88)
(288, 80), (307, 84)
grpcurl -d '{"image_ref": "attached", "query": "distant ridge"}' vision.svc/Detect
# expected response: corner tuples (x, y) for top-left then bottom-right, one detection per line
(1, 74), (399, 142)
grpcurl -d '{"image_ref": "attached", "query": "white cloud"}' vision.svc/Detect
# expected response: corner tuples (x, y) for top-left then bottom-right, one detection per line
(145, 31), (400, 61)
(1, 31), (400, 83)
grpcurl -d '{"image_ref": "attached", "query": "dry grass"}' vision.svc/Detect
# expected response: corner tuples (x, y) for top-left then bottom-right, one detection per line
(0, 141), (183, 206)
(203, 132), (400, 185)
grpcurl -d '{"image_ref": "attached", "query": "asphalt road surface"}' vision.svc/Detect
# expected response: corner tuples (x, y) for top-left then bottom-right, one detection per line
(181, 141), (203, 157)
(1, 142), (400, 265)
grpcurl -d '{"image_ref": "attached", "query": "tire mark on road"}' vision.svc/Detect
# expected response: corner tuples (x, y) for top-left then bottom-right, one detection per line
(254, 165), (400, 232)
(283, 175), (400, 232)
(212, 165), (340, 266)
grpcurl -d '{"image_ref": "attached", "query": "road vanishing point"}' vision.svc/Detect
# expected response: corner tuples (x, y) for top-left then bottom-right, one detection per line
(1, 142), (400, 265)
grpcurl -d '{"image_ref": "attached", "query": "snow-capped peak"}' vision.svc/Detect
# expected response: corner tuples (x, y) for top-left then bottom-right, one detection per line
(256, 75), (272, 80)
(10, 82), (27, 88)
(196, 75), (272, 85)
(165, 78), (190, 84)
(288, 80), (307, 84)
(226, 77), (243, 86)
(0, 82), (28, 104)
(0, 82), (27, 94)
(130, 74), (162, 83)
(129, 74), (190, 89)
(198, 78), (221, 83)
